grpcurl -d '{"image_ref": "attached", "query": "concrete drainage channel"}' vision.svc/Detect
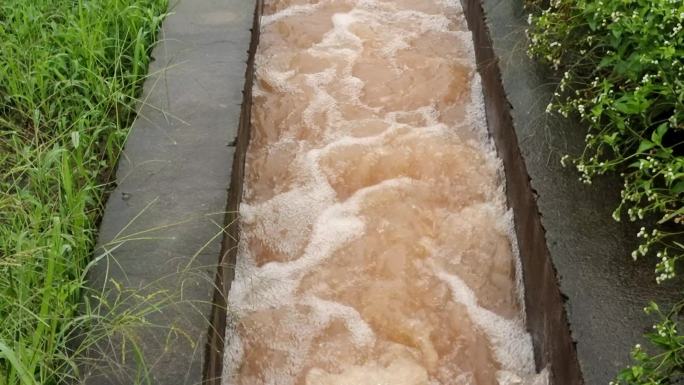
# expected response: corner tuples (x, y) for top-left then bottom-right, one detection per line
(90, 0), (684, 383)
(205, 0), (582, 384)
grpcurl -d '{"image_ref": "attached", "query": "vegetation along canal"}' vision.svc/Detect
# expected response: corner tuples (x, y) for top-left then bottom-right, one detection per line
(223, 0), (548, 383)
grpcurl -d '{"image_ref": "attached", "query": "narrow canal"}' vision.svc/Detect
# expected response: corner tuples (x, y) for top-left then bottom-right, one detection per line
(223, 0), (547, 384)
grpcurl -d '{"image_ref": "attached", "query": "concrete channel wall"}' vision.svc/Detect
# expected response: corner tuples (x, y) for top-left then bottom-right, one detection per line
(87, 0), (254, 384)
(205, 0), (262, 383)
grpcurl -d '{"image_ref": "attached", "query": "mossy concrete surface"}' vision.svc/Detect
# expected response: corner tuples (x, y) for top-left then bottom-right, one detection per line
(87, 0), (253, 383)
(481, 0), (682, 383)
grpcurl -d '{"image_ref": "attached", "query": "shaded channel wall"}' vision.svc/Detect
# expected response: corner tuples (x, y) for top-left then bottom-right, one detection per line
(204, 0), (262, 383)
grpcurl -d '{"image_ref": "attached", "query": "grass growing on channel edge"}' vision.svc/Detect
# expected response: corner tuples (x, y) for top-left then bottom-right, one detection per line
(0, 0), (168, 383)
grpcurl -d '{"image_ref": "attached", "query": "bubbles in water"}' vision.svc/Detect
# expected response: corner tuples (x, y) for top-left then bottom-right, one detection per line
(223, 0), (548, 384)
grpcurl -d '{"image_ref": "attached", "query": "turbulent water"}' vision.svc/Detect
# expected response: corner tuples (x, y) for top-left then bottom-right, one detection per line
(223, 0), (546, 384)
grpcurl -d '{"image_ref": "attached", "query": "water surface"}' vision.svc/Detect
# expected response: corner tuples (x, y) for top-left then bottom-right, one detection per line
(223, 1), (546, 384)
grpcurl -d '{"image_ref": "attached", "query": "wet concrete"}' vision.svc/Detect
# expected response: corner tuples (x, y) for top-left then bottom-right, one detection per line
(87, 0), (253, 384)
(480, 0), (683, 383)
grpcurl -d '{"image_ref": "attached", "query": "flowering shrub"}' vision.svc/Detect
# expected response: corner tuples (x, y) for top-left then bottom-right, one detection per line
(525, 0), (684, 383)
(614, 302), (684, 384)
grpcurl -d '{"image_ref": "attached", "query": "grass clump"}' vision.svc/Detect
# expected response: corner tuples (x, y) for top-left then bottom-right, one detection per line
(525, 0), (684, 383)
(0, 0), (167, 383)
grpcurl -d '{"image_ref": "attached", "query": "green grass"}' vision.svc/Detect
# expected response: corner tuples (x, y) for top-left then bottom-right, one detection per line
(0, 0), (168, 383)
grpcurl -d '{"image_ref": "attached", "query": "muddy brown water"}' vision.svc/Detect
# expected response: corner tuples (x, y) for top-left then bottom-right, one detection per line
(222, 1), (548, 384)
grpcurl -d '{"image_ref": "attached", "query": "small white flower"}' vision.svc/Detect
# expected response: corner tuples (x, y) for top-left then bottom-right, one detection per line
(560, 155), (570, 167)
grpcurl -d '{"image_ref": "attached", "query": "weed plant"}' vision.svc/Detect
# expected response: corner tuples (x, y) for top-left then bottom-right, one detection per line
(525, 0), (684, 383)
(0, 0), (168, 383)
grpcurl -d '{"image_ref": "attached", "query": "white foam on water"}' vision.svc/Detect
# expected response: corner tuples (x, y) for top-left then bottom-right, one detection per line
(303, 295), (376, 346)
(305, 354), (430, 385)
(434, 0), (463, 12)
(465, 62), (531, 324)
(434, 268), (534, 373)
(229, 176), (416, 314)
(262, 3), (320, 26)
(222, 316), (245, 385)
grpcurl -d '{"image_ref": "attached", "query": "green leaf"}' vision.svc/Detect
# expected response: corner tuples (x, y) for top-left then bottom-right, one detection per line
(603, 132), (619, 145)
(614, 94), (650, 114)
(587, 15), (598, 30)
(611, 28), (622, 40)
(599, 55), (614, 68)
(0, 341), (36, 385)
(672, 181), (684, 195)
(650, 123), (668, 146)
(70, 131), (80, 149)
(637, 140), (656, 153)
